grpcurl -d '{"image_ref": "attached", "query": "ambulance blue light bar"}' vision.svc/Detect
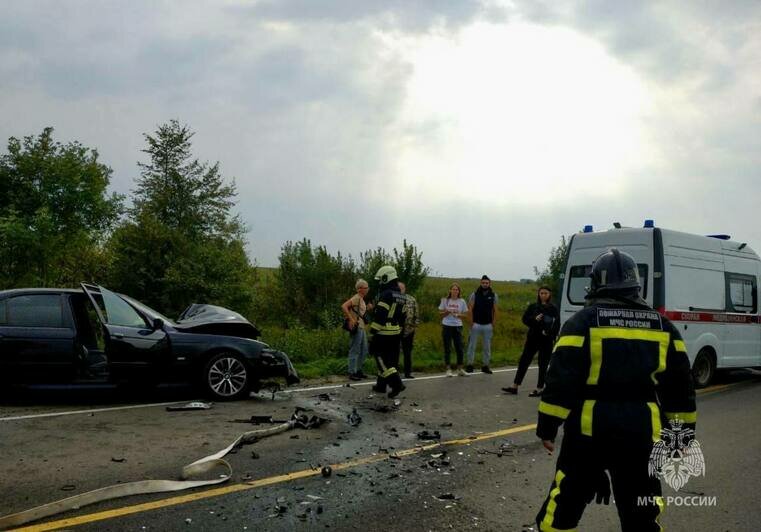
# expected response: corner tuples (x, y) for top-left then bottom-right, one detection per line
(583, 225), (594, 233)
(644, 219), (654, 228)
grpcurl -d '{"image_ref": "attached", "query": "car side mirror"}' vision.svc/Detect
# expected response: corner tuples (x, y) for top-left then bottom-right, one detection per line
(152, 318), (164, 331)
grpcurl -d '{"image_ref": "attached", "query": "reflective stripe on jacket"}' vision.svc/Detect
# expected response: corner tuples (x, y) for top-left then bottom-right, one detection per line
(369, 285), (406, 337)
(537, 301), (696, 443)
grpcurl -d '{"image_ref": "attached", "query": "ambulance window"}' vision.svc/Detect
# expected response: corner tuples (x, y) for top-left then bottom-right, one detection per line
(726, 273), (756, 313)
(567, 265), (592, 304)
(567, 264), (648, 305)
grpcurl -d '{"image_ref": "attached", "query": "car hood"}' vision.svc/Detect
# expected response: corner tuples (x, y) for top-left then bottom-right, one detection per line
(175, 304), (261, 339)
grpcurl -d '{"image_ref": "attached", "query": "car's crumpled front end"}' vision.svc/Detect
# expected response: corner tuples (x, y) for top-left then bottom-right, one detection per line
(175, 304), (262, 339)
(176, 303), (299, 385)
(260, 348), (300, 385)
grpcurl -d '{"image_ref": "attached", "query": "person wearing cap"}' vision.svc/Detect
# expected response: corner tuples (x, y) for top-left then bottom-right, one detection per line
(368, 265), (407, 398)
(465, 275), (498, 374)
(534, 248), (695, 532)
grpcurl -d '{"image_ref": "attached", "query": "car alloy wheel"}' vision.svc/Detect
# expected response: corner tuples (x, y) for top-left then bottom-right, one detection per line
(206, 354), (249, 400)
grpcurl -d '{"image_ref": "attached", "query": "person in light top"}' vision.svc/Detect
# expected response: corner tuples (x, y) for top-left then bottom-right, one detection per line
(438, 283), (469, 377)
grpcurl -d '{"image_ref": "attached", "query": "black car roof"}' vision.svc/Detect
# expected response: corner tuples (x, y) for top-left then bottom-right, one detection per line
(0, 288), (83, 298)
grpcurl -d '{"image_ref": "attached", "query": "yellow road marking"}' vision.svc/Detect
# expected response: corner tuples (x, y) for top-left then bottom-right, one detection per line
(13, 381), (743, 530)
(697, 383), (734, 395)
(14, 424), (537, 531)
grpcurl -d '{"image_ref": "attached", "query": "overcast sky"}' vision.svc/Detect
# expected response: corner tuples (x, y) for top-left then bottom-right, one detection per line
(2, 1), (760, 280)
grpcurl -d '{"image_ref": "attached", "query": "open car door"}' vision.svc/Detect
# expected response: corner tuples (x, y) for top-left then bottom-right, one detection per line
(81, 283), (170, 381)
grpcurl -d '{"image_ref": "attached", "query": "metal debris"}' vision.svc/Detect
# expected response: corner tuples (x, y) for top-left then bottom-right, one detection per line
(417, 430), (441, 441)
(347, 408), (362, 427)
(166, 402), (213, 411)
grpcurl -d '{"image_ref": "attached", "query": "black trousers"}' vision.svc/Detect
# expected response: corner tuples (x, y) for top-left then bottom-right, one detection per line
(370, 334), (403, 393)
(536, 433), (663, 531)
(442, 325), (464, 366)
(514, 334), (553, 388)
(401, 332), (415, 376)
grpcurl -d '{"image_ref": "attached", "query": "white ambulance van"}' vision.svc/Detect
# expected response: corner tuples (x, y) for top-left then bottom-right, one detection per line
(559, 222), (761, 387)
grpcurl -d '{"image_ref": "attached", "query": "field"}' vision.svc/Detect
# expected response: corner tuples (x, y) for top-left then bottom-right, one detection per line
(257, 271), (542, 379)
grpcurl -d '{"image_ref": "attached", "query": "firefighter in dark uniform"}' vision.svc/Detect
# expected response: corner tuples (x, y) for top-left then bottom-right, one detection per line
(535, 248), (696, 532)
(368, 265), (407, 398)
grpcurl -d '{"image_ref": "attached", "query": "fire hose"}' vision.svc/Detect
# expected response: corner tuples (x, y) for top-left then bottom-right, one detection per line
(0, 409), (328, 530)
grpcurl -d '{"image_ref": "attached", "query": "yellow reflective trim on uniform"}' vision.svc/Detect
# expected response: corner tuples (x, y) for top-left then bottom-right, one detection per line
(664, 411), (697, 423)
(654, 495), (665, 531)
(587, 328), (670, 385)
(538, 401), (571, 420)
(540, 470), (576, 532)
(648, 402), (661, 443)
(673, 339), (687, 353)
(580, 399), (596, 436)
(553, 335), (585, 353)
(370, 322), (383, 330)
(375, 325), (401, 336)
(381, 367), (398, 378)
(377, 301), (390, 311)
(389, 302), (397, 317)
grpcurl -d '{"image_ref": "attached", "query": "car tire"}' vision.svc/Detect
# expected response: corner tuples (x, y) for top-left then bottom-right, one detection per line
(692, 348), (715, 388)
(202, 352), (251, 401)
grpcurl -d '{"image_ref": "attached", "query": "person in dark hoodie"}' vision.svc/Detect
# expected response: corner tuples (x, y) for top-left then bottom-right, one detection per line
(502, 285), (559, 396)
(368, 265), (407, 398)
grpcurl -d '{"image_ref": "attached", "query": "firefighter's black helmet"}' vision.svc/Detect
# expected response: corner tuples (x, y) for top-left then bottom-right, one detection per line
(588, 248), (641, 297)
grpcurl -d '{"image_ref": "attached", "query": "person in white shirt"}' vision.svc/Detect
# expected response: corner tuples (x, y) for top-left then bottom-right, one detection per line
(438, 283), (469, 376)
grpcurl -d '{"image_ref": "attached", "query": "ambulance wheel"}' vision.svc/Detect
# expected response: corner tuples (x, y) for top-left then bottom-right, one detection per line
(692, 348), (715, 388)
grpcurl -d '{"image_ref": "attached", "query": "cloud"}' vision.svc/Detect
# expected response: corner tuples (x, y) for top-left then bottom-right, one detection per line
(1, 0), (760, 280)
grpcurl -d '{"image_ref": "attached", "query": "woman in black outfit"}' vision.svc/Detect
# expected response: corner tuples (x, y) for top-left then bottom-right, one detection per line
(502, 286), (559, 396)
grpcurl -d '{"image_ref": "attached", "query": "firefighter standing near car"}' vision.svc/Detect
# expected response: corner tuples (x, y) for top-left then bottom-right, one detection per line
(368, 265), (407, 398)
(535, 248), (696, 532)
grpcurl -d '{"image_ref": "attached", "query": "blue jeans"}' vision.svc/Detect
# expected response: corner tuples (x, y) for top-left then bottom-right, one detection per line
(348, 328), (368, 374)
(467, 323), (493, 366)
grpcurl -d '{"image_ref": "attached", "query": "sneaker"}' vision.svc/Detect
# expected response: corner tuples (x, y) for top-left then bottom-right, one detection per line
(446, 368), (454, 377)
(528, 389), (543, 397)
(502, 386), (518, 395)
(388, 384), (406, 399)
(404, 374), (415, 379)
(349, 373), (362, 381)
(465, 365), (474, 373)
(457, 368), (467, 376)
(481, 366), (493, 374)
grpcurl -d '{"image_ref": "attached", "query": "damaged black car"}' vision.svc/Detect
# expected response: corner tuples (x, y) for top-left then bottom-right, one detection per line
(0, 284), (299, 400)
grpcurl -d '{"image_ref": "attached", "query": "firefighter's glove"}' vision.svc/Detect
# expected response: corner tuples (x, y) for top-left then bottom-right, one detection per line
(585, 470), (610, 505)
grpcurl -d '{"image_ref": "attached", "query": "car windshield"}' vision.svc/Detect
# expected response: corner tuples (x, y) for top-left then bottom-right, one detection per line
(119, 294), (176, 325)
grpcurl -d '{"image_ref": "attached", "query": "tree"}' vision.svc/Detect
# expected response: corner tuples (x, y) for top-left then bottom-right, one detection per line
(358, 240), (430, 295)
(133, 120), (241, 238)
(275, 239), (357, 328)
(391, 239), (430, 294)
(0, 128), (122, 287)
(534, 235), (569, 296)
(107, 120), (255, 317)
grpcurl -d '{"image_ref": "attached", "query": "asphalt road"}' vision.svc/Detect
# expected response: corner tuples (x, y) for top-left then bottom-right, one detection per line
(1, 367), (759, 531)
